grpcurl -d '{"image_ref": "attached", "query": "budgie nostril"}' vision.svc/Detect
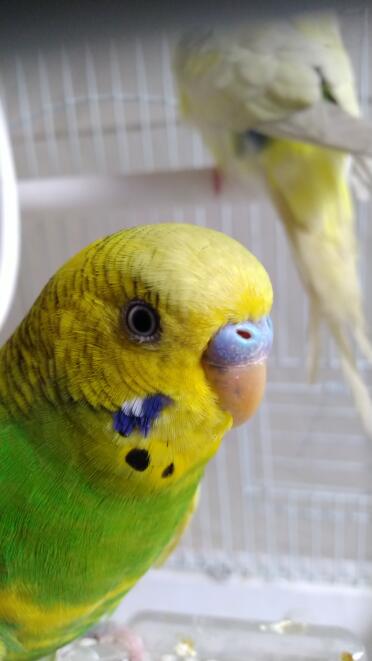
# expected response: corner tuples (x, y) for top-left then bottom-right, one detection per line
(202, 317), (273, 427)
(236, 329), (251, 339)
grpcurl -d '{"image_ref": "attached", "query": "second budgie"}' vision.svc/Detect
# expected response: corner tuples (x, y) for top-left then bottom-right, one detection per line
(174, 13), (372, 436)
(0, 223), (272, 660)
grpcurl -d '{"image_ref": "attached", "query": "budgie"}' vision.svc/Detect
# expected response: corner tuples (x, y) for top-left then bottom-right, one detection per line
(0, 223), (273, 660)
(174, 12), (372, 436)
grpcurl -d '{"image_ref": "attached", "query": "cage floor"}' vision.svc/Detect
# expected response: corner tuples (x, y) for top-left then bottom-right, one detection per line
(55, 613), (365, 661)
(128, 612), (366, 661)
(110, 569), (372, 657)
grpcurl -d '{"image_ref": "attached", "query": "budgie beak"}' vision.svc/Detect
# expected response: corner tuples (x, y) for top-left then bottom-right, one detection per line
(202, 317), (273, 426)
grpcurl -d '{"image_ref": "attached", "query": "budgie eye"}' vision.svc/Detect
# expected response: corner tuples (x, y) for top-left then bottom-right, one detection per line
(124, 300), (160, 342)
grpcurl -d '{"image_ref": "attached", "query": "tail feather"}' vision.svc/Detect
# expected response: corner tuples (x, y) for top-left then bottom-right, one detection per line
(306, 289), (372, 436)
(339, 355), (372, 439)
(307, 294), (322, 383)
(259, 140), (372, 437)
(352, 155), (372, 200)
(354, 325), (372, 364)
(290, 227), (372, 437)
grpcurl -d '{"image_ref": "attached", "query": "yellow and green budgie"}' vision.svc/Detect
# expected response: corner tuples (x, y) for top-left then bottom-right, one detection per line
(174, 12), (372, 436)
(0, 223), (273, 659)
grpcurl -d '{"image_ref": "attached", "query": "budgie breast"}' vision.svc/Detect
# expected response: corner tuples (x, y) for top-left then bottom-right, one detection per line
(0, 402), (204, 660)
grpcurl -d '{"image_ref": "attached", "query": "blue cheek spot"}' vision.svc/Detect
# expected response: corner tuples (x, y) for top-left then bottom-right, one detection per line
(113, 394), (172, 438)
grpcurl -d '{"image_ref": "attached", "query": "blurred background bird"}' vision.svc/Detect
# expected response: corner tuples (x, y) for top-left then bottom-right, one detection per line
(174, 12), (372, 437)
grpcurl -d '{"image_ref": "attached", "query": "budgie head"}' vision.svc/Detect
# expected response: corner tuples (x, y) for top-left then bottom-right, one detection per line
(2, 224), (272, 493)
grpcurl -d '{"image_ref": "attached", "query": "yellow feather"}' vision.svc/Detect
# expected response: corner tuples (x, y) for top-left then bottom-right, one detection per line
(259, 139), (372, 435)
(0, 574), (136, 656)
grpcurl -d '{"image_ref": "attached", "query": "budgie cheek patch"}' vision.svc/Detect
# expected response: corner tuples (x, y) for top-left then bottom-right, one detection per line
(113, 395), (172, 438)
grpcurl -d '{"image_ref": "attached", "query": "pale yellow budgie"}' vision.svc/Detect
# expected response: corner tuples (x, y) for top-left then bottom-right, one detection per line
(174, 12), (372, 437)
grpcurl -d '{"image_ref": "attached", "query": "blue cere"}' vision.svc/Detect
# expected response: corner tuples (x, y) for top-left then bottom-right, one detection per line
(113, 394), (171, 438)
(205, 316), (273, 367)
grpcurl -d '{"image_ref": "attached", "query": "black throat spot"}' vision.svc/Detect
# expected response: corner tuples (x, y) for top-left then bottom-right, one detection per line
(125, 448), (150, 471)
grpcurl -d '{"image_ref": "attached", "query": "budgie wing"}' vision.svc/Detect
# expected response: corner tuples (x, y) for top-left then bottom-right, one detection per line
(176, 14), (357, 123)
(176, 13), (372, 180)
(259, 102), (372, 155)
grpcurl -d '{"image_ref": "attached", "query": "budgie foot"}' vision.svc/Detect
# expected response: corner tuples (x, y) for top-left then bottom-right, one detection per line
(91, 623), (146, 661)
(211, 167), (224, 194)
(56, 622), (147, 661)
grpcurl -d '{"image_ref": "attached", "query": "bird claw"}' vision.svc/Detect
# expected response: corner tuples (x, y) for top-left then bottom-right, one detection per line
(92, 623), (147, 661)
(57, 623), (148, 661)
